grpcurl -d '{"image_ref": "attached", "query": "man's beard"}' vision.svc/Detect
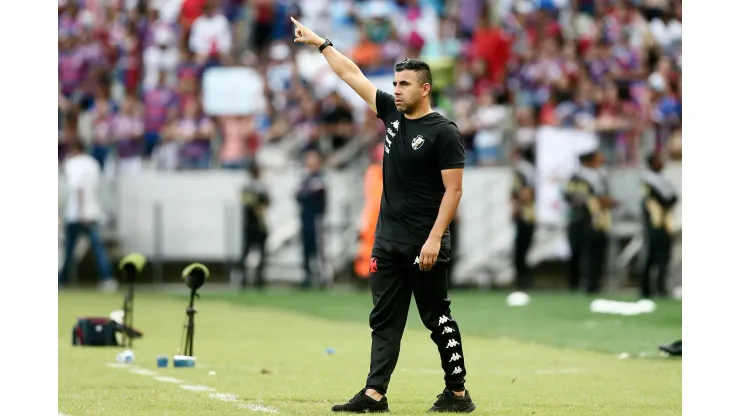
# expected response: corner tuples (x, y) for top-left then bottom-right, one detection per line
(397, 100), (417, 114)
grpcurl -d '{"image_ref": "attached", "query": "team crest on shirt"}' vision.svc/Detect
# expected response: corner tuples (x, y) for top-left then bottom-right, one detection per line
(411, 135), (425, 150)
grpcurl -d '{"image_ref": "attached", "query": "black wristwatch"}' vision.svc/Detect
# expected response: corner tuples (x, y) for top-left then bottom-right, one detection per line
(318, 38), (333, 53)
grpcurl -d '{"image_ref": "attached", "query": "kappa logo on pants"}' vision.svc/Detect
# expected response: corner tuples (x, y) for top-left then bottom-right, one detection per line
(445, 339), (460, 349)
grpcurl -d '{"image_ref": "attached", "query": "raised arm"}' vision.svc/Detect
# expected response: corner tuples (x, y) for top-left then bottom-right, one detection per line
(291, 17), (378, 114)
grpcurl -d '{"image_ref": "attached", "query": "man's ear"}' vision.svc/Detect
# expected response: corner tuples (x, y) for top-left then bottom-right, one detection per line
(423, 83), (432, 97)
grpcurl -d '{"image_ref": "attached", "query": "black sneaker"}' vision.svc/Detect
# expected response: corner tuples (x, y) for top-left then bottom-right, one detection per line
(428, 389), (476, 413)
(331, 389), (389, 413)
(659, 340), (682, 356)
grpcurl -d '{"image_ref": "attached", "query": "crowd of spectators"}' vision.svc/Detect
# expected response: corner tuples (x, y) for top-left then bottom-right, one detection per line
(58, 0), (682, 174)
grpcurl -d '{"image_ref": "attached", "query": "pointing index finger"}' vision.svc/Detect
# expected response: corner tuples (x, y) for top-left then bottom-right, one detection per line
(290, 16), (303, 27)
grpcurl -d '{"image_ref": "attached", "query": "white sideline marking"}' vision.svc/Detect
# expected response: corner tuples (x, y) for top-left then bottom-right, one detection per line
(129, 368), (158, 376)
(153, 376), (184, 383)
(104, 363), (280, 413)
(211, 393), (279, 414)
(210, 393), (238, 402)
(180, 385), (216, 392)
(238, 403), (279, 413)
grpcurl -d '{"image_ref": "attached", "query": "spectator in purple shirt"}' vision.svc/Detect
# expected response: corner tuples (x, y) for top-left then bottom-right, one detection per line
(508, 48), (539, 108)
(586, 39), (615, 85)
(455, 0), (483, 38)
(76, 28), (108, 110)
(143, 70), (178, 156)
(554, 84), (596, 130)
(59, 1), (84, 39)
(89, 81), (117, 169)
(111, 94), (145, 174)
(59, 36), (86, 100)
(612, 31), (644, 82)
(176, 47), (200, 83)
(176, 100), (214, 170)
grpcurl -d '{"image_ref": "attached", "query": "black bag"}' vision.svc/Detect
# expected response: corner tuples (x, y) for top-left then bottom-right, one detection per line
(72, 317), (119, 346)
(72, 316), (144, 347)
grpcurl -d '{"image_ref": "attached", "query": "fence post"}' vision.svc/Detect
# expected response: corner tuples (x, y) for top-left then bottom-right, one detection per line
(224, 202), (236, 283)
(153, 202), (164, 285)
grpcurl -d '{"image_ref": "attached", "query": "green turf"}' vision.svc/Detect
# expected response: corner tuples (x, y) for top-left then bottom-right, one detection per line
(59, 290), (681, 415)
(185, 289), (682, 356)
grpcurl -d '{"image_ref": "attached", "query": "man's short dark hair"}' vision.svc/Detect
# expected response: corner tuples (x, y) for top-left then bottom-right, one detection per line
(394, 58), (433, 87)
(646, 152), (660, 167)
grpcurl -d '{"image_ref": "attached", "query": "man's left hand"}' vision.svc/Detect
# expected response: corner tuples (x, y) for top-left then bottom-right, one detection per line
(418, 235), (441, 271)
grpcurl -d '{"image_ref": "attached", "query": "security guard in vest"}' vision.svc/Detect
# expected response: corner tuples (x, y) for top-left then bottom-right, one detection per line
(511, 145), (536, 290)
(239, 164), (270, 289)
(564, 148), (616, 294)
(640, 152), (678, 299)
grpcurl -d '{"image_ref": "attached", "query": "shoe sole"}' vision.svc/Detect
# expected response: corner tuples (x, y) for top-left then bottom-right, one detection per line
(659, 346), (681, 356)
(428, 403), (476, 413)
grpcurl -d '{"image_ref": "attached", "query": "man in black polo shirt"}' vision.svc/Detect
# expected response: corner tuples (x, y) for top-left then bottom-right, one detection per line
(292, 17), (476, 414)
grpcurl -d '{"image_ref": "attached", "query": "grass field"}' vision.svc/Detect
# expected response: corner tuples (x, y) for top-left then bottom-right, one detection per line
(58, 289), (682, 415)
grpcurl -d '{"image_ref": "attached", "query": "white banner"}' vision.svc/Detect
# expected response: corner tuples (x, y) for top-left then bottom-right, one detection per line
(535, 127), (599, 227)
(202, 67), (266, 116)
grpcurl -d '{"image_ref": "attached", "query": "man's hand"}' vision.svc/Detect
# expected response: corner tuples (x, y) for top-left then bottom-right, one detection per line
(599, 195), (619, 209)
(291, 16), (378, 112)
(291, 17), (324, 48)
(418, 235), (441, 272)
(519, 187), (533, 203)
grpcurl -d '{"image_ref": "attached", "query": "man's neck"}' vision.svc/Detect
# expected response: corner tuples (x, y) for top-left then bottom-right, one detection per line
(404, 104), (434, 120)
